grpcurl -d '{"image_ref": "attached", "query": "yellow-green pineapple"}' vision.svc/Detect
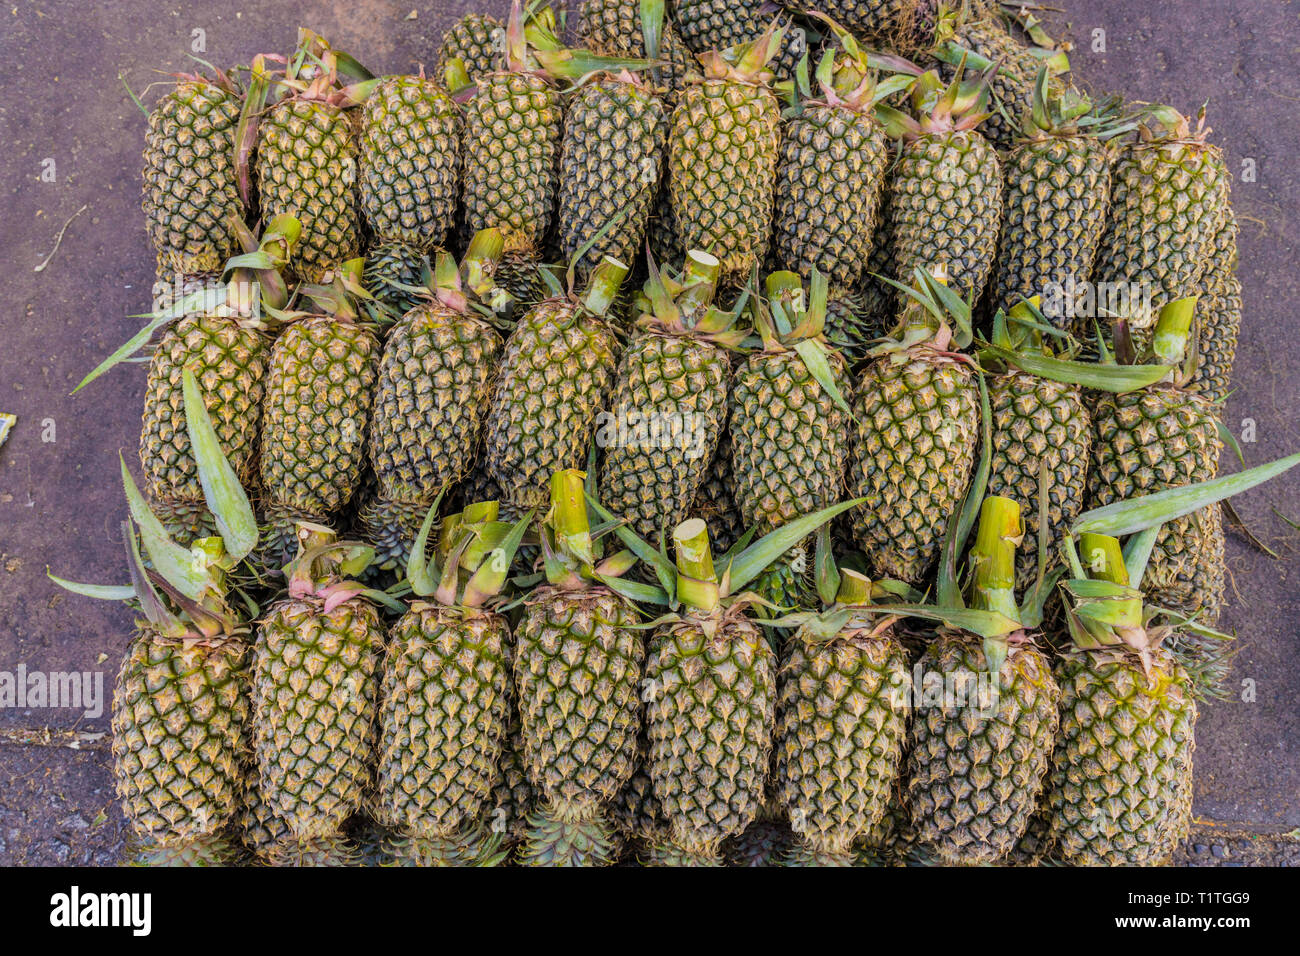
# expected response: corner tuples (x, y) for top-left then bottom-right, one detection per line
(877, 67), (1004, 304)
(668, 24), (784, 286)
(576, 0), (695, 100)
(374, 502), (530, 865)
(141, 68), (244, 278)
(253, 36), (365, 282)
(253, 525), (386, 847)
(600, 251), (742, 543)
(361, 233), (508, 572)
(484, 258), (628, 509)
(1190, 211), (1241, 404)
(437, 12), (504, 82)
(849, 268), (978, 584)
(774, 550), (913, 867)
(514, 471), (644, 865)
(358, 73), (462, 250)
(903, 496), (1061, 864)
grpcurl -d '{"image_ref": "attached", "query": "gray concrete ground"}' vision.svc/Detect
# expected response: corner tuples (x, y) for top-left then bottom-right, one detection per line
(0, 0), (1297, 865)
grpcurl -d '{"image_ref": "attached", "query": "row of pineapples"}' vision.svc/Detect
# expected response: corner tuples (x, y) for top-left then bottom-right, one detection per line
(61, 0), (1277, 865)
(57, 378), (1298, 867)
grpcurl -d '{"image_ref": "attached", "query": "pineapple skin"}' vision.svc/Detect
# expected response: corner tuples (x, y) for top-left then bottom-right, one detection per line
(256, 99), (360, 283)
(1191, 211), (1241, 404)
(992, 134), (1112, 326)
(370, 304), (502, 503)
(437, 13), (503, 82)
(252, 597), (385, 840)
(646, 613), (776, 864)
(462, 72), (562, 257)
(1046, 647), (1197, 866)
(907, 634), (1060, 865)
(987, 373), (1092, 592)
(140, 313), (268, 505)
(850, 354), (979, 584)
(558, 78), (666, 275)
(669, 78), (781, 285)
(261, 317), (379, 516)
(359, 76), (462, 250)
(374, 607), (511, 846)
(142, 79), (243, 277)
(483, 300), (619, 509)
(1094, 137), (1231, 333)
(775, 623), (912, 860)
(730, 349), (851, 534)
(111, 631), (251, 845)
(514, 588), (643, 864)
(1088, 386), (1224, 622)
(601, 333), (729, 542)
(774, 103), (890, 291)
(690, 427), (745, 555)
(891, 129), (1004, 303)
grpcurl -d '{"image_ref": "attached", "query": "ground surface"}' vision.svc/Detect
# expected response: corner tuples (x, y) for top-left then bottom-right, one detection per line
(0, 0), (1296, 865)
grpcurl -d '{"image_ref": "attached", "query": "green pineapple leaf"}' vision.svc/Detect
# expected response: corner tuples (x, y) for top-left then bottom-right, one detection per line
(182, 369), (257, 561)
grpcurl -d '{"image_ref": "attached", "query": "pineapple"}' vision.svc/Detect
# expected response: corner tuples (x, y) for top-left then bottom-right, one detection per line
(484, 258), (628, 510)
(931, 2), (1070, 153)
(358, 73), (462, 250)
(362, 240), (432, 326)
(600, 251), (742, 543)
(690, 426), (745, 554)
(731, 270), (853, 537)
(774, 563), (912, 866)
(260, 262), (380, 530)
(373, 502), (530, 865)
(904, 497), (1061, 864)
(576, 0), (696, 100)
(253, 525), (386, 844)
(668, 24), (784, 286)
(141, 68), (244, 278)
(253, 39), (363, 282)
(990, 74), (1117, 328)
(772, 31), (892, 293)
(981, 300), (1170, 591)
(877, 68), (1004, 304)
(135, 219), (298, 529)
(644, 502), (856, 864)
(1047, 533), (1197, 865)
(672, 2), (806, 82)
(1190, 210), (1241, 404)
(1094, 106), (1232, 340)
(552, 68), (666, 276)
(849, 268), (978, 585)
(361, 233), (508, 572)
(514, 471), (645, 865)
(1089, 299), (1224, 623)
(723, 821), (797, 866)
(52, 372), (260, 862)
(437, 12), (505, 82)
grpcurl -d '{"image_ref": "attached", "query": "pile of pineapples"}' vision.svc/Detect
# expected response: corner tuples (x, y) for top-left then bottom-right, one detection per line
(60, 0), (1287, 868)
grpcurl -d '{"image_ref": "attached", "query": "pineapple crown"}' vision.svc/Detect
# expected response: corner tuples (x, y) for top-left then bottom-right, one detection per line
(416, 228), (513, 320)
(288, 258), (396, 328)
(1135, 102), (1216, 148)
(634, 250), (746, 347)
(1102, 296), (1198, 386)
(1017, 68), (1132, 142)
(695, 17), (786, 87)
(875, 61), (994, 139)
(751, 524), (920, 640)
(931, 1), (1071, 74)
(539, 253), (631, 320)
(74, 214), (301, 395)
(50, 370), (260, 642)
(794, 13), (916, 114)
(404, 496), (532, 611)
(746, 269), (854, 418)
(874, 266), (975, 357)
(535, 470), (644, 597)
(281, 524), (380, 610)
(1058, 444), (1300, 690)
(978, 298), (1170, 394)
